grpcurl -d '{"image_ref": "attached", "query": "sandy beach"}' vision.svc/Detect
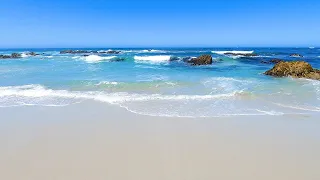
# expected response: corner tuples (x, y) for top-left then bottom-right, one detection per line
(1, 101), (320, 180)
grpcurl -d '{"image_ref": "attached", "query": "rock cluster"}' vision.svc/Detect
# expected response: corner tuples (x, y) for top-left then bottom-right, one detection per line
(0, 53), (22, 59)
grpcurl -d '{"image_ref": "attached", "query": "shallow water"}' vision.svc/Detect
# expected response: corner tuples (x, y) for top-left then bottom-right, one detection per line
(0, 48), (319, 117)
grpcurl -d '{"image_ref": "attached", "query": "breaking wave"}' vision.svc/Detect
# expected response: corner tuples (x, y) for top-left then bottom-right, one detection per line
(81, 55), (117, 63)
(0, 83), (319, 117)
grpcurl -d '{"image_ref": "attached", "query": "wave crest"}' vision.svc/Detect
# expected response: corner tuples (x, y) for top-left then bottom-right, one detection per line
(82, 55), (117, 63)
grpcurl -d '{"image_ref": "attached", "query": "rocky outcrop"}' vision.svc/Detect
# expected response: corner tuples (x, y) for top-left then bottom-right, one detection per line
(264, 61), (320, 80)
(188, 55), (212, 65)
(0, 53), (22, 59)
(25, 52), (38, 56)
(290, 54), (303, 58)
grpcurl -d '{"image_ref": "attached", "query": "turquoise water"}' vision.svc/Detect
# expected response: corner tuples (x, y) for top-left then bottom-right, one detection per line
(0, 48), (319, 117)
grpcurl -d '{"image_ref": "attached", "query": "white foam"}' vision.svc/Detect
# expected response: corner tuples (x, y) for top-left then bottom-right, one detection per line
(82, 55), (116, 63)
(1, 84), (318, 117)
(212, 50), (254, 55)
(0, 84), (239, 107)
(273, 103), (320, 112)
(134, 55), (172, 62)
(21, 53), (30, 58)
(255, 109), (284, 115)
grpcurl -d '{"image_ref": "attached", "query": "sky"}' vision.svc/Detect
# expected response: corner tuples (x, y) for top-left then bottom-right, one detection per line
(0, 0), (319, 48)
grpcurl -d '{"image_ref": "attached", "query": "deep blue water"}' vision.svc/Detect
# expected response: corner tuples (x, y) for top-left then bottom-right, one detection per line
(0, 48), (319, 117)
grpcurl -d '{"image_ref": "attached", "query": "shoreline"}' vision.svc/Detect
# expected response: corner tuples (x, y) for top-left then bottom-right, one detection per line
(1, 101), (320, 180)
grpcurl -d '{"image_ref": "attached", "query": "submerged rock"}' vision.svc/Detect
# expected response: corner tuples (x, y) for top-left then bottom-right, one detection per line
(264, 61), (320, 80)
(270, 59), (283, 64)
(110, 57), (126, 62)
(261, 59), (284, 64)
(106, 50), (121, 54)
(290, 53), (303, 58)
(261, 60), (270, 64)
(169, 56), (180, 61)
(188, 55), (212, 65)
(182, 56), (193, 62)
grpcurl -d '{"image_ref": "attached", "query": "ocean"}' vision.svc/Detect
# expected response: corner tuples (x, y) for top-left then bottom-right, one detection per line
(0, 48), (319, 117)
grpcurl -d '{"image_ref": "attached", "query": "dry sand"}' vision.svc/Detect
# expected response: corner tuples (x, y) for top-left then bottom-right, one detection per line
(0, 101), (320, 180)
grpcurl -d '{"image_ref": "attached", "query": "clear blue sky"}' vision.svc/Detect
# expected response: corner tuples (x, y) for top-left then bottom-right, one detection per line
(0, 0), (319, 48)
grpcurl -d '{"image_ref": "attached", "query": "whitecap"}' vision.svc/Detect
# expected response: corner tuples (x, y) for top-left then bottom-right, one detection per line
(82, 55), (116, 63)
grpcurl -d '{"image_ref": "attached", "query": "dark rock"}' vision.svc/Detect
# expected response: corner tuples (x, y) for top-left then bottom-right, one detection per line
(264, 61), (320, 80)
(11, 53), (22, 58)
(224, 53), (258, 57)
(182, 57), (193, 62)
(270, 59), (283, 64)
(106, 50), (121, 54)
(290, 53), (303, 58)
(188, 55), (212, 65)
(0, 53), (22, 59)
(26, 52), (38, 56)
(261, 60), (270, 64)
(169, 56), (180, 61)
(110, 57), (125, 62)
(0, 55), (12, 59)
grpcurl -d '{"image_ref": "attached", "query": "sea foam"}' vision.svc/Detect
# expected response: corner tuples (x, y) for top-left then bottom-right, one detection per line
(0, 84), (239, 107)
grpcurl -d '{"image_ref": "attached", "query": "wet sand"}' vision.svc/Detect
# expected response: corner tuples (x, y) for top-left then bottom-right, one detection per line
(1, 101), (320, 180)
